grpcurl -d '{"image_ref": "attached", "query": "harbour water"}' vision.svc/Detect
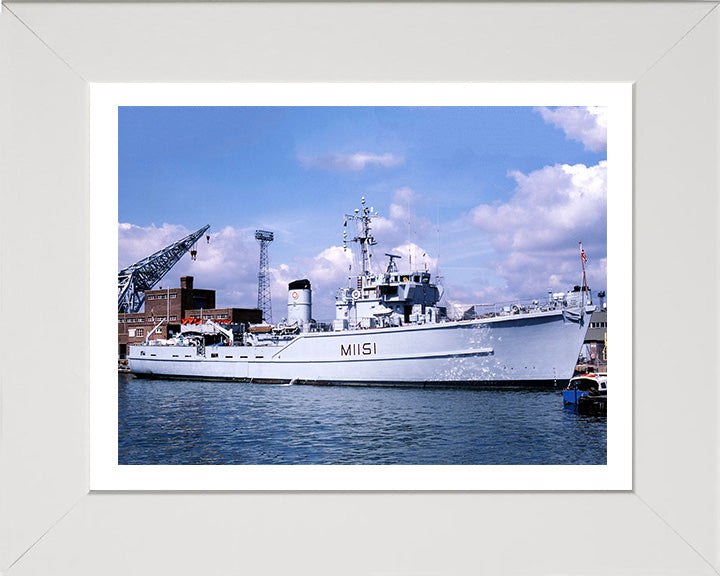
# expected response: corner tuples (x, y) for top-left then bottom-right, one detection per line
(118, 373), (606, 465)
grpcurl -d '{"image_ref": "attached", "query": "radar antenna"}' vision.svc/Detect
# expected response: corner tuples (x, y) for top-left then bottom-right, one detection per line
(343, 197), (378, 276)
(384, 253), (402, 274)
(118, 224), (210, 313)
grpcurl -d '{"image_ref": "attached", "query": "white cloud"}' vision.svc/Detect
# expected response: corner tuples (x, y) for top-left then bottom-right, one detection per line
(369, 215), (402, 245)
(388, 186), (421, 221)
(371, 186), (433, 249)
(266, 186), (438, 321)
(388, 242), (438, 274)
(467, 161), (606, 298)
(118, 222), (192, 270)
(118, 187), (443, 322)
(299, 152), (403, 172)
(535, 106), (607, 153)
(392, 185), (419, 206)
(271, 245), (353, 321)
(470, 162), (606, 252)
(119, 221), (389, 322)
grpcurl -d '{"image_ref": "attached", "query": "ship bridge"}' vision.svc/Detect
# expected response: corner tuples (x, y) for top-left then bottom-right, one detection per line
(336, 255), (445, 330)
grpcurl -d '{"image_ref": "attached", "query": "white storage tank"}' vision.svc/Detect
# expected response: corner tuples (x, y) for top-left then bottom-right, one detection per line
(288, 279), (312, 325)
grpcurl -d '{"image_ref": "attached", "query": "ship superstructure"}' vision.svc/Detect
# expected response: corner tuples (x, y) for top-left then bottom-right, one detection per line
(335, 198), (444, 331)
(128, 199), (595, 386)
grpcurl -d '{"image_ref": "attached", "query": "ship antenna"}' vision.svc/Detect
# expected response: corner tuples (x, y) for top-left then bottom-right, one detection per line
(436, 200), (440, 277)
(407, 197), (411, 270)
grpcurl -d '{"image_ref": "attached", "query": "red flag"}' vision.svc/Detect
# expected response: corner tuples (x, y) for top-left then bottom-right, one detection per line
(581, 250), (587, 265)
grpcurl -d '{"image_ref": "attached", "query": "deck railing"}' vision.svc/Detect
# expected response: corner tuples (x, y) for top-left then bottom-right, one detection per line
(450, 294), (589, 320)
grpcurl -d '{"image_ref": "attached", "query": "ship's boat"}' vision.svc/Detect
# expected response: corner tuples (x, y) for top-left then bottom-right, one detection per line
(128, 198), (595, 386)
(563, 373), (607, 404)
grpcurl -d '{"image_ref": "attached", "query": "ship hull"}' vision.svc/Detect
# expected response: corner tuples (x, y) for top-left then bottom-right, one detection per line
(128, 306), (593, 386)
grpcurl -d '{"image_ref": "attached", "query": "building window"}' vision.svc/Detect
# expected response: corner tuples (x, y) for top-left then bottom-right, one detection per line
(135, 328), (144, 337)
(170, 293), (177, 299)
(170, 316), (177, 321)
(217, 314), (228, 319)
(190, 314), (200, 319)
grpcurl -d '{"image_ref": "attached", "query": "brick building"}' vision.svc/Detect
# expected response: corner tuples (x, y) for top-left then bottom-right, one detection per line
(118, 276), (261, 357)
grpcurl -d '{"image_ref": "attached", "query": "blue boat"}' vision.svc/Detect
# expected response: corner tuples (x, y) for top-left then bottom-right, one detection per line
(563, 373), (607, 404)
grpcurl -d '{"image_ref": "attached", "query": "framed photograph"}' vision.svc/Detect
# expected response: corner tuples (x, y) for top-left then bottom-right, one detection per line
(3, 2), (718, 574)
(91, 83), (632, 490)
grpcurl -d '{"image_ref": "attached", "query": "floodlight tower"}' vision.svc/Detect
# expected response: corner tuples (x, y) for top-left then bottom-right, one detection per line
(255, 229), (274, 323)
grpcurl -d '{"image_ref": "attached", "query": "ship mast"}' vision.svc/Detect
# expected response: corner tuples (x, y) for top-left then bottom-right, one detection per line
(579, 241), (588, 307)
(343, 197), (378, 277)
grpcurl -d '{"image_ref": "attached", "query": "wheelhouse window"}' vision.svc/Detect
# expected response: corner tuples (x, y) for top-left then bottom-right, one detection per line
(379, 285), (399, 296)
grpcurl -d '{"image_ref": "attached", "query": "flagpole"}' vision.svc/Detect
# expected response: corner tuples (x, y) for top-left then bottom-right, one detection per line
(579, 241), (588, 308)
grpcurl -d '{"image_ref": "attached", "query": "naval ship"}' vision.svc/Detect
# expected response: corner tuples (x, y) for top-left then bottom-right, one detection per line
(128, 199), (595, 386)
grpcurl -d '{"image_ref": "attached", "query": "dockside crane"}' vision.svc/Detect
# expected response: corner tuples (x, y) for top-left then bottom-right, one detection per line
(118, 224), (210, 313)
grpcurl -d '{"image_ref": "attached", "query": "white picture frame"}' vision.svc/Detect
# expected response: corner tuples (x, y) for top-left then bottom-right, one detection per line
(2, 2), (718, 574)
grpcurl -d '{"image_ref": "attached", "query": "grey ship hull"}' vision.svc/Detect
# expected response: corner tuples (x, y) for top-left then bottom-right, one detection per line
(128, 306), (593, 386)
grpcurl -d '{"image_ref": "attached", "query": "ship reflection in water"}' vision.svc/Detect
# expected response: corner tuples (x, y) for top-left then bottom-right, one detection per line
(118, 374), (607, 466)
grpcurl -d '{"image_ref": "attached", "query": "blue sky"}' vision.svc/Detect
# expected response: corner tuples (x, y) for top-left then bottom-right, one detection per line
(119, 106), (607, 321)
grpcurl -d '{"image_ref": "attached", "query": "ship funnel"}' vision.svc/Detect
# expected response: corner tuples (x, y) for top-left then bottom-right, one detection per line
(288, 279), (312, 326)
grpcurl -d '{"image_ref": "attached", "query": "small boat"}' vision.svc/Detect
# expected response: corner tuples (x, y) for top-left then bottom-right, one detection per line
(563, 373), (607, 405)
(577, 390), (607, 416)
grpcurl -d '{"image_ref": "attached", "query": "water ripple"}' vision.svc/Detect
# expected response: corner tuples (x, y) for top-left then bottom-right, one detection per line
(118, 374), (606, 465)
